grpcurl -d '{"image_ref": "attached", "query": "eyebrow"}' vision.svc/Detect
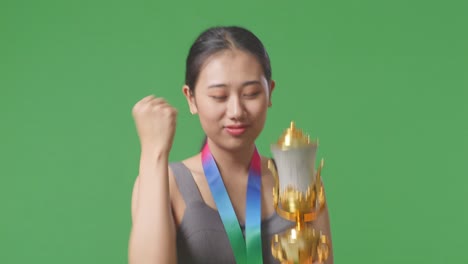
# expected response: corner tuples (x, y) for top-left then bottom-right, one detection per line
(207, 80), (262, 89)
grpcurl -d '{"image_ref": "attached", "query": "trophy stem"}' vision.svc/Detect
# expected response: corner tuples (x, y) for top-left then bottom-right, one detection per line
(295, 211), (304, 231)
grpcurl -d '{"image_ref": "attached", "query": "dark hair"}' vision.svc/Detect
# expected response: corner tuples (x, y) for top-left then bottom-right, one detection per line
(185, 26), (272, 93)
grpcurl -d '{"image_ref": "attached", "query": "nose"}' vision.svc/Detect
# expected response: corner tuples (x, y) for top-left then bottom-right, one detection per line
(226, 96), (245, 120)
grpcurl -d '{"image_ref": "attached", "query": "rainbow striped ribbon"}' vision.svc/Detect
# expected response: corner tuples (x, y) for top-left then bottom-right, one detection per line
(201, 143), (263, 264)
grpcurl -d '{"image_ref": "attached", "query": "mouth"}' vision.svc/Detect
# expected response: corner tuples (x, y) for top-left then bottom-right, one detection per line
(224, 125), (248, 136)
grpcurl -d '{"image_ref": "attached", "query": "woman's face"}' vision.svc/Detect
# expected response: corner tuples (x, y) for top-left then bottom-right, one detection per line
(184, 49), (274, 151)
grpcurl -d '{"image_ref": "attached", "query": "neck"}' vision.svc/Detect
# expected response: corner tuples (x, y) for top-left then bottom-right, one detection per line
(205, 139), (256, 177)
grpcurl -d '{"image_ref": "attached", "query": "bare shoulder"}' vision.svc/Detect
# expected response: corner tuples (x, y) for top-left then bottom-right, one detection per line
(168, 153), (204, 192)
(175, 153), (205, 185)
(168, 154), (200, 189)
(180, 153), (203, 175)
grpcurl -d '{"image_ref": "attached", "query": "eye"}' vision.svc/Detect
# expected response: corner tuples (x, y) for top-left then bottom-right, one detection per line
(210, 95), (227, 100)
(243, 91), (261, 98)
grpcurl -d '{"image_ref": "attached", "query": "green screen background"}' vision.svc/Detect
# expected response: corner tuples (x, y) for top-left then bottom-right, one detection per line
(1, 0), (467, 263)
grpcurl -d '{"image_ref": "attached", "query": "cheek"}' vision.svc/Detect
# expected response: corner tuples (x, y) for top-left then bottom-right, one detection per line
(246, 100), (268, 116)
(197, 101), (224, 121)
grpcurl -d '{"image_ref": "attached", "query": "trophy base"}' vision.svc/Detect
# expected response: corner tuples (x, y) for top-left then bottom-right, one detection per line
(271, 224), (329, 264)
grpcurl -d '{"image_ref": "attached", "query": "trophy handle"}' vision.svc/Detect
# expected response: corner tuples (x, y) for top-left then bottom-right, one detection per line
(267, 159), (280, 209)
(303, 158), (326, 222)
(316, 159), (326, 208)
(317, 233), (330, 264)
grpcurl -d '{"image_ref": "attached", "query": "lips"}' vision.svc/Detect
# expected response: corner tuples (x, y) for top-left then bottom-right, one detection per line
(224, 125), (248, 136)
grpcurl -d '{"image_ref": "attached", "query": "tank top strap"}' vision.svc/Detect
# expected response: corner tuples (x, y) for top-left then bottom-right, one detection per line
(169, 162), (204, 205)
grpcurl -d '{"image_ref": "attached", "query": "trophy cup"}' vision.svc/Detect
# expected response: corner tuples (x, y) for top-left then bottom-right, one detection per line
(269, 122), (330, 264)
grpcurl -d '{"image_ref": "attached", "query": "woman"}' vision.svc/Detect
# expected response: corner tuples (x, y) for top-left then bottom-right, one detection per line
(128, 26), (333, 264)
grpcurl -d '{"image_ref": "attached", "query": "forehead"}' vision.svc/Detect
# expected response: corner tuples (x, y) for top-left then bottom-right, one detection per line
(196, 49), (265, 86)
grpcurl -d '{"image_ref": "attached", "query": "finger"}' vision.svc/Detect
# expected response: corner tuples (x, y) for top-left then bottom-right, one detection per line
(149, 97), (168, 106)
(152, 104), (177, 115)
(134, 95), (155, 109)
(140, 95), (155, 103)
(151, 103), (170, 112)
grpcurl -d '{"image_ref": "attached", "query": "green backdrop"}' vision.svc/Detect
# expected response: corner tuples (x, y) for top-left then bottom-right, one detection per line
(1, 0), (467, 263)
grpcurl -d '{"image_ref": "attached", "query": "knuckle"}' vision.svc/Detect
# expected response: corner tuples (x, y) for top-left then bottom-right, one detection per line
(163, 107), (172, 115)
(132, 105), (141, 115)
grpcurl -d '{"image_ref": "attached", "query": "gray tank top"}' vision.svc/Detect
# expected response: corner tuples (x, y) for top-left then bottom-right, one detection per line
(170, 162), (295, 264)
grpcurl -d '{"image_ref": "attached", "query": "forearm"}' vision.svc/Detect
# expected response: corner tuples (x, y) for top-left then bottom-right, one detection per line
(129, 151), (176, 264)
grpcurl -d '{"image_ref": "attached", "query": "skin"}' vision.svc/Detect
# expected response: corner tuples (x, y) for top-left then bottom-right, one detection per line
(128, 49), (333, 264)
(178, 49), (276, 226)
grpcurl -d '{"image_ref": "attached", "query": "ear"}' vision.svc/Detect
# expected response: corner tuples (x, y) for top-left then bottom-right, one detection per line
(268, 80), (275, 107)
(182, 85), (198, 114)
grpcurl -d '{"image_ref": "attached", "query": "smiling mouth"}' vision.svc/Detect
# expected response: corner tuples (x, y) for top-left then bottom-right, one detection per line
(224, 126), (248, 136)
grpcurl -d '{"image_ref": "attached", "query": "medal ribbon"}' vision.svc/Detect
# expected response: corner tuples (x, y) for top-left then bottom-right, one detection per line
(201, 143), (263, 264)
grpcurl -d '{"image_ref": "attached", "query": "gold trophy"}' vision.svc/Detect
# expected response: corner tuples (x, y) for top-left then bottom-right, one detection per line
(269, 122), (330, 264)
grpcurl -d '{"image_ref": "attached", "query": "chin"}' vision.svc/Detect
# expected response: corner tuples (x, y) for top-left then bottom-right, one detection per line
(217, 134), (259, 152)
